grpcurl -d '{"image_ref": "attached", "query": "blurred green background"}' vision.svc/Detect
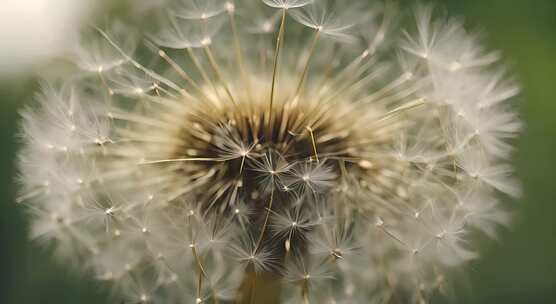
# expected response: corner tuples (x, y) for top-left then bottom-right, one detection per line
(1, 0), (555, 303)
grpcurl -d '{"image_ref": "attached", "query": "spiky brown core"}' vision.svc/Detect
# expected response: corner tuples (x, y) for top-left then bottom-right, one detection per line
(174, 100), (352, 205)
(174, 100), (359, 302)
(157, 88), (411, 216)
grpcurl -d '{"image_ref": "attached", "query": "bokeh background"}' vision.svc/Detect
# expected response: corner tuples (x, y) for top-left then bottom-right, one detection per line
(1, 0), (555, 303)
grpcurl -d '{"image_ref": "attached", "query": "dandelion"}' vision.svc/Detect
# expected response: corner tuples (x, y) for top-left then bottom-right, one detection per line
(16, 0), (521, 303)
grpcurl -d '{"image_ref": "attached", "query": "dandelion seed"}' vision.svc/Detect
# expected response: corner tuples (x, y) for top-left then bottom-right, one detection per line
(263, 0), (313, 10)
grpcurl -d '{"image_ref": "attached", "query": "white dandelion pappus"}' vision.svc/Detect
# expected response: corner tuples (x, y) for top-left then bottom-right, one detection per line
(263, 0), (313, 10)
(16, 1), (522, 303)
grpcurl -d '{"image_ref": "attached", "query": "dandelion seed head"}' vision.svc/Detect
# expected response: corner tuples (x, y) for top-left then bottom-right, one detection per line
(16, 0), (521, 303)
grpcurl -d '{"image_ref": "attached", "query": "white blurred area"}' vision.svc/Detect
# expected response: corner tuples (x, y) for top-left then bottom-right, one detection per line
(0, 0), (93, 77)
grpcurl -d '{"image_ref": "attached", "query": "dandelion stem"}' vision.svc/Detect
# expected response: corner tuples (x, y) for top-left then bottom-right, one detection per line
(186, 47), (220, 96)
(158, 49), (205, 95)
(229, 12), (244, 75)
(229, 10), (252, 100)
(305, 126), (320, 163)
(315, 44), (339, 90)
(255, 186), (275, 253)
(192, 244), (221, 304)
(203, 45), (237, 106)
(294, 29), (321, 98)
(239, 155), (246, 175)
(197, 270), (203, 301)
(189, 208), (220, 304)
(269, 9), (288, 126)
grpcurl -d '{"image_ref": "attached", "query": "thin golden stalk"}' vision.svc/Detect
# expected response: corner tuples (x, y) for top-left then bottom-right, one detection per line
(229, 10), (253, 101)
(204, 45), (237, 106)
(157, 49), (205, 96)
(305, 126), (320, 163)
(186, 47), (220, 96)
(294, 29), (321, 98)
(269, 9), (288, 125)
(255, 185), (275, 253)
